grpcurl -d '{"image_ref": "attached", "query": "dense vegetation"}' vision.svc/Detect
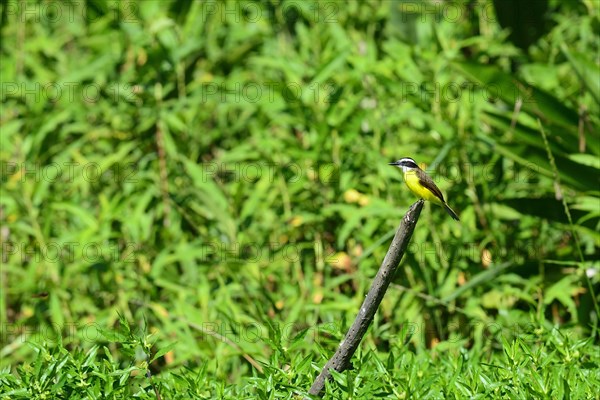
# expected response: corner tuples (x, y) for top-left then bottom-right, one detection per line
(1, 0), (598, 398)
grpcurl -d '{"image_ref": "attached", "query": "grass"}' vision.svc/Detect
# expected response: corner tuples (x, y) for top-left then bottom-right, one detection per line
(1, 0), (599, 398)
(2, 318), (599, 398)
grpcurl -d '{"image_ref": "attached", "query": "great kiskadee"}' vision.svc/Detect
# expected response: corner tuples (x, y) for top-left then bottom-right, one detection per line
(389, 157), (460, 221)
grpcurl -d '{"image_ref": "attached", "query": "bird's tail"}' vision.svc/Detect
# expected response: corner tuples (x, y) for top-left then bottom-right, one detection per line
(443, 203), (460, 221)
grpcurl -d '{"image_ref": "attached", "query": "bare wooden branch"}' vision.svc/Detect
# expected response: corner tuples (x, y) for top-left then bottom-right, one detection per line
(308, 200), (424, 397)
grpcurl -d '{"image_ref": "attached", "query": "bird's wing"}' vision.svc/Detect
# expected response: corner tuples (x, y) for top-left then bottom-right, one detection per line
(417, 170), (446, 202)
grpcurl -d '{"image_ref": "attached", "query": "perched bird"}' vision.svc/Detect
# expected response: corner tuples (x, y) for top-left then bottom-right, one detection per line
(389, 157), (460, 221)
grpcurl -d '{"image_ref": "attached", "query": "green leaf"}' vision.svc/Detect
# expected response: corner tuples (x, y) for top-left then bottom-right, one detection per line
(544, 275), (579, 321)
(453, 61), (580, 133)
(561, 45), (600, 105)
(151, 342), (178, 363)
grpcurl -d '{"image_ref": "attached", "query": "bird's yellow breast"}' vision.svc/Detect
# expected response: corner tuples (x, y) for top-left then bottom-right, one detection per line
(403, 170), (443, 205)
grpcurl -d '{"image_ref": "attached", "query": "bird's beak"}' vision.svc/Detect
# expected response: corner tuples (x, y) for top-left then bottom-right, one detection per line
(389, 161), (400, 166)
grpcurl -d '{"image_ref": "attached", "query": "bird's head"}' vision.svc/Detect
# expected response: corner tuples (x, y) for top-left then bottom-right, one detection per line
(389, 157), (420, 173)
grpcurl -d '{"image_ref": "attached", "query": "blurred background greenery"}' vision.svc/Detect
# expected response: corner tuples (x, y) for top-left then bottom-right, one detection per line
(1, 0), (599, 398)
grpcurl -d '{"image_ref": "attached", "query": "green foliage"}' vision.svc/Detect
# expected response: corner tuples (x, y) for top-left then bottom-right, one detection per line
(1, 321), (598, 399)
(1, 0), (599, 397)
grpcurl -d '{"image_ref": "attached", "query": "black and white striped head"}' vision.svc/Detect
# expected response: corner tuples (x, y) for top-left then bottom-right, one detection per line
(389, 157), (420, 173)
